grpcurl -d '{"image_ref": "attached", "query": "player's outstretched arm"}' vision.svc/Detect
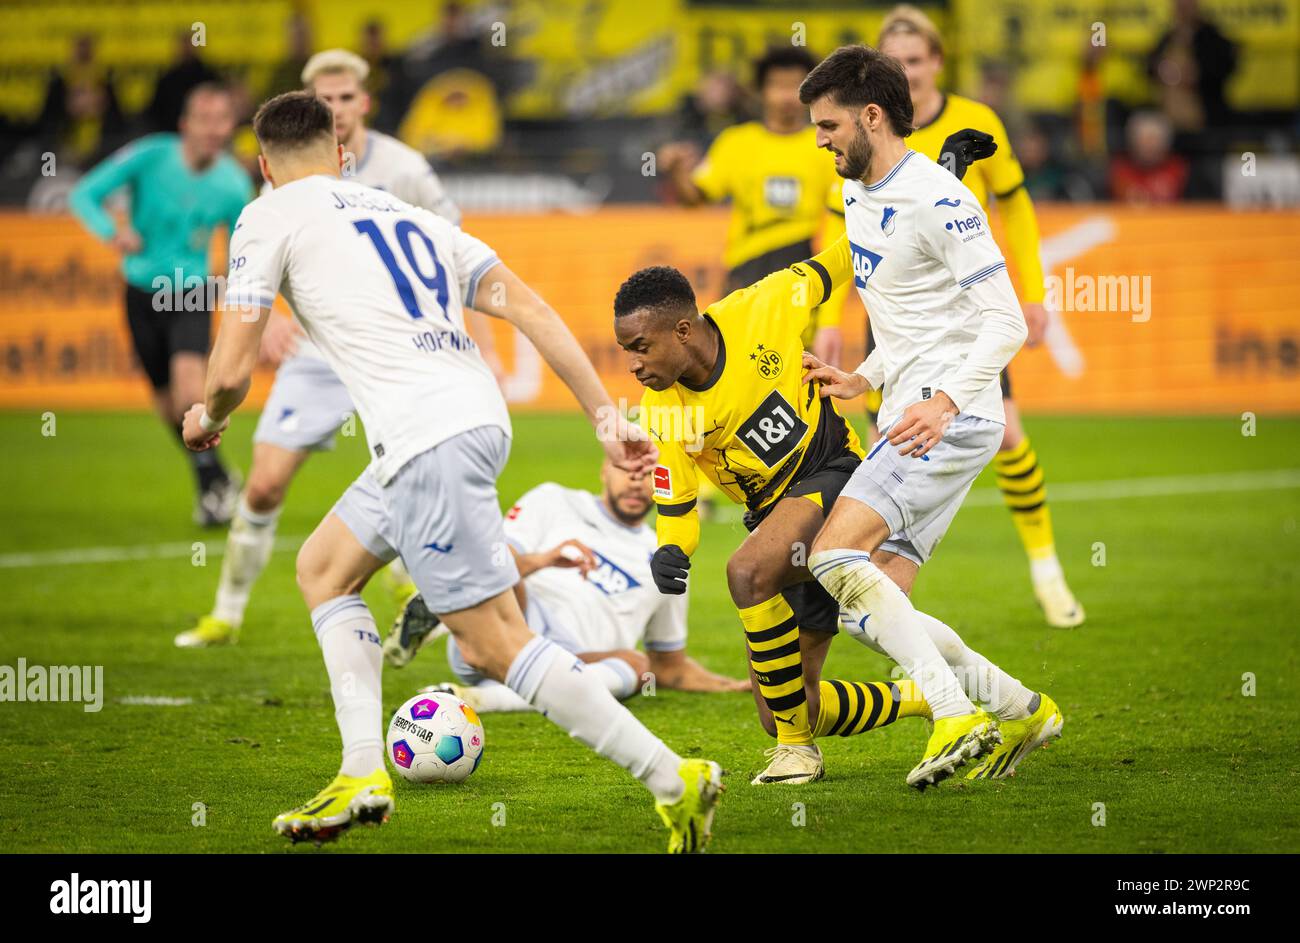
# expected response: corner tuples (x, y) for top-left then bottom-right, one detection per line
(182, 302), (273, 451)
(648, 648), (750, 693)
(470, 262), (656, 474)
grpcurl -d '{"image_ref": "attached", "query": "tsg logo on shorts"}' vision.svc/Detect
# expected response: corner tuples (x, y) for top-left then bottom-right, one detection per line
(850, 240), (884, 288)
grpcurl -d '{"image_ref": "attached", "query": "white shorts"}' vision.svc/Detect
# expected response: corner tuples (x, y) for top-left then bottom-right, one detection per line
(842, 413), (1003, 565)
(332, 426), (520, 614)
(253, 353), (354, 452)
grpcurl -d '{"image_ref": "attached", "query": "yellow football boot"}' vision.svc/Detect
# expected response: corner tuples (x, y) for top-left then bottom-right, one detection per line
(272, 768), (394, 844)
(907, 711), (1001, 791)
(174, 614), (238, 649)
(655, 759), (724, 854)
(967, 693), (1064, 780)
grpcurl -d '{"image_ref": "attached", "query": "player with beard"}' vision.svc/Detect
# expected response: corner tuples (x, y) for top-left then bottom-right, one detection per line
(385, 458), (752, 711)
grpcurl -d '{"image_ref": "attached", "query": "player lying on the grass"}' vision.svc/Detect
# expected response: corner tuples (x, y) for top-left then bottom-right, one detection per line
(177, 49), (466, 650)
(70, 83), (252, 527)
(381, 460), (751, 709)
(870, 6), (1085, 628)
(183, 91), (723, 853)
(798, 45), (1062, 789)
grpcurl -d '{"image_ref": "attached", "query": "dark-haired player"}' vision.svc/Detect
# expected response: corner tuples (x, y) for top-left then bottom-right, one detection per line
(797, 44), (1062, 789)
(184, 91), (723, 852)
(614, 249), (933, 787)
(867, 6), (1084, 628)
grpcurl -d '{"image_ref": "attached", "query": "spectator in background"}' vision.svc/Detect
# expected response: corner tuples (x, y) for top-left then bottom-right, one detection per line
(396, 2), (506, 160)
(671, 70), (750, 152)
(38, 34), (124, 169)
(404, 1), (499, 81)
(1147, 0), (1237, 135)
(1075, 39), (1108, 163)
(1110, 110), (1190, 203)
(266, 12), (314, 97)
(1017, 122), (1068, 201)
(360, 18), (402, 132)
(147, 31), (220, 132)
(977, 61), (1028, 144)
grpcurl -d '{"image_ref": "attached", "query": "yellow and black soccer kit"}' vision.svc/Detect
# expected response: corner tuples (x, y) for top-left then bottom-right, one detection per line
(691, 121), (850, 339)
(860, 94), (1060, 567)
(642, 237), (875, 745)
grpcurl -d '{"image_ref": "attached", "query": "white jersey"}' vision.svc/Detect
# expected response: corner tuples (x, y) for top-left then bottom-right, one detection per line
(843, 149), (1019, 428)
(266, 130), (460, 362)
(346, 130), (460, 225)
(504, 483), (687, 654)
(228, 174), (508, 484)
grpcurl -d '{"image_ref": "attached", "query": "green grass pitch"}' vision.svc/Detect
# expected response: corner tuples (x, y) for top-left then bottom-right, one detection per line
(1, 410), (1297, 853)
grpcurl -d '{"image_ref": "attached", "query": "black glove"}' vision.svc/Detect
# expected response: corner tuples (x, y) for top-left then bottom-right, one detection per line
(939, 128), (997, 181)
(650, 544), (691, 595)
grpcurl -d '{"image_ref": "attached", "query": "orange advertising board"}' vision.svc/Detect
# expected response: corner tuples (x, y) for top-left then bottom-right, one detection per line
(1, 207), (1297, 414)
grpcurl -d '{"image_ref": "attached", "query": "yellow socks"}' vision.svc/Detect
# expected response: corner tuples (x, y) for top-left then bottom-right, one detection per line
(995, 437), (1060, 570)
(814, 679), (930, 738)
(740, 595), (813, 746)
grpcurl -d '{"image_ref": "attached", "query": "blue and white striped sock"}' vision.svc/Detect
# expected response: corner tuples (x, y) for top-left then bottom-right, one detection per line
(809, 549), (976, 721)
(311, 594), (383, 778)
(506, 637), (683, 802)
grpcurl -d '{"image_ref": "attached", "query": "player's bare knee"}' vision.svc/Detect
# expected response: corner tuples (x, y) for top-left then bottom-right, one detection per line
(295, 540), (364, 606)
(726, 552), (780, 606)
(243, 472), (287, 514)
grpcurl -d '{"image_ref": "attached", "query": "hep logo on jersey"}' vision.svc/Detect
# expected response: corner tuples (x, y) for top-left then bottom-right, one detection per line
(652, 466), (672, 498)
(850, 240), (884, 288)
(944, 215), (985, 239)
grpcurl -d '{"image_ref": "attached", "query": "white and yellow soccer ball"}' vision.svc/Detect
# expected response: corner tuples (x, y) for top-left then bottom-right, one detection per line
(386, 692), (485, 783)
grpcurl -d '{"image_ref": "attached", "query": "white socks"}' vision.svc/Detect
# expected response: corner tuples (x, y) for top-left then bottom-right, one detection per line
(912, 612), (1034, 721)
(505, 637), (683, 803)
(810, 550), (976, 720)
(1029, 554), (1064, 585)
(468, 681), (532, 713)
(472, 656), (639, 712)
(312, 595), (383, 778)
(589, 656), (641, 700)
(213, 498), (280, 626)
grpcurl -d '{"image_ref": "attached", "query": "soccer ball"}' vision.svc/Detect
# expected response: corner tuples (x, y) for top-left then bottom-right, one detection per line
(386, 692), (485, 784)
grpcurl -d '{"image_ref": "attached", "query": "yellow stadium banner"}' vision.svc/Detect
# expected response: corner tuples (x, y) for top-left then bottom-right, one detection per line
(0, 207), (1297, 414)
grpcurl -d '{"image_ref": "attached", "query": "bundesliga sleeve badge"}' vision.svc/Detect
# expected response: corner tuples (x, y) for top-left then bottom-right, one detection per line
(653, 465), (672, 498)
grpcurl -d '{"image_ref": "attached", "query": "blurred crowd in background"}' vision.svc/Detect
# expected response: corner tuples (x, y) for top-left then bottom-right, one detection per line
(2, 0), (1297, 211)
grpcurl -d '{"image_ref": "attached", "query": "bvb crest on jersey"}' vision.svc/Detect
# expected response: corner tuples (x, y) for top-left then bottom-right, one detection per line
(752, 344), (783, 380)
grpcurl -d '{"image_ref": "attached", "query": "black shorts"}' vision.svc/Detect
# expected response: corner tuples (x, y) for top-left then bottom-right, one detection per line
(863, 321), (1013, 421)
(743, 453), (861, 634)
(726, 239), (814, 293)
(125, 283), (212, 390)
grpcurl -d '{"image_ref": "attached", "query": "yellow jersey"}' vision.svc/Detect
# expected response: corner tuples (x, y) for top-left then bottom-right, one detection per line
(641, 237), (863, 555)
(692, 122), (841, 271)
(902, 94), (1045, 302)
